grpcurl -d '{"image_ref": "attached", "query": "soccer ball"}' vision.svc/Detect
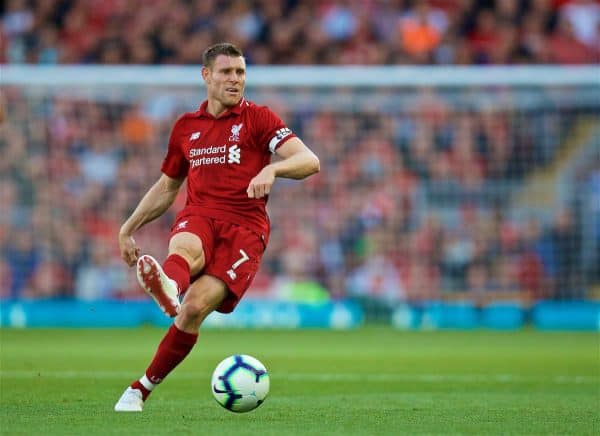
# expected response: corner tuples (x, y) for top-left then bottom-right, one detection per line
(211, 354), (270, 413)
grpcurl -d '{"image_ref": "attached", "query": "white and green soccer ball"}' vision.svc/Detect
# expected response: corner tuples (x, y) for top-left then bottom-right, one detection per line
(211, 354), (270, 413)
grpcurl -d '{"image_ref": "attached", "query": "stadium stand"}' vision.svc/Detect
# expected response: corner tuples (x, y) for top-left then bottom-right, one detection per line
(1, 1), (599, 314)
(2, 79), (598, 306)
(1, 0), (598, 66)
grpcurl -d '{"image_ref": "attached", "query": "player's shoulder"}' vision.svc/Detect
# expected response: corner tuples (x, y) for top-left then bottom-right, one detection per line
(241, 99), (278, 119)
(175, 110), (201, 123)
(170, 110), (201, 131)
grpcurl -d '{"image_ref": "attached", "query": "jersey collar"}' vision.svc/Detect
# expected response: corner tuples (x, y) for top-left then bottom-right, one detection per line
(196, 98), (245, 119)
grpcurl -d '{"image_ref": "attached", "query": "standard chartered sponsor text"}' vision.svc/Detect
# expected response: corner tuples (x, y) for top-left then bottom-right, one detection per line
(190, 145), (226, 157)
(190, 145), (227, 168)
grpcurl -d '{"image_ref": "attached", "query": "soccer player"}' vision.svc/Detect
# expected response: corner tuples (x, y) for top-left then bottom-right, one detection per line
(114, 43), (320, 411)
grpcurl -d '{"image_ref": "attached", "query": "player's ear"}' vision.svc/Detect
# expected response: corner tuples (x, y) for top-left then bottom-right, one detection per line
(201, 66), (210, 83)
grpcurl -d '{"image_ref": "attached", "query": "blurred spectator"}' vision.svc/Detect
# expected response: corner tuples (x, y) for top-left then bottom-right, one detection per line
(0, 258), (12, 299)
(397, 0), (448, 63)
(518, 218), (547, 299)
(402, 256), (441, 302)
(4, 228), (40, 298)
(468, 8), (502, 64)
(23, 259), (69, 299)
(269, 249), (330, 303)
(120, 106), (155, 146)
(75, 238), (128, 300)
(465, 261), (491, 294)
(2, 0), (33, 37)
(550, 210), (582, 299)
(491, 255), (522, 293)
(2, 0), (33, 63)
(76, 128), (121, 186)
(560, 0), (600, 47)
(346, 227), (406, 304)
(347, 254), (405, 303)
(320, 1), (359, 42)
(547, 15), (599, 63)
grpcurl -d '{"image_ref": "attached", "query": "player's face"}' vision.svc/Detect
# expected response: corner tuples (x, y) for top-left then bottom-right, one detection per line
(203, 55), (246, 108)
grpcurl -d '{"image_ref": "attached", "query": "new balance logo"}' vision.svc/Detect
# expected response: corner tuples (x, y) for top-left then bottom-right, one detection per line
(228, 145), (241, 164)
(190, 132), (201, 140)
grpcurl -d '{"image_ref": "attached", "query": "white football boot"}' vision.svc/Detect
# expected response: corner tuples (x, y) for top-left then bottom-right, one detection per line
(136, 255), (181, 317)
(114, 387), (144, 412)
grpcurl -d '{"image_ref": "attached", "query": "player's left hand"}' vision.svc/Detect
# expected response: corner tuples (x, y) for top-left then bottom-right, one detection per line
(247, 166), (275, 198)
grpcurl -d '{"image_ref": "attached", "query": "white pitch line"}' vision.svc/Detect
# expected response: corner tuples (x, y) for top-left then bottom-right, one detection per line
(0, 370), (596, 384)
(281, 373), (597, 384)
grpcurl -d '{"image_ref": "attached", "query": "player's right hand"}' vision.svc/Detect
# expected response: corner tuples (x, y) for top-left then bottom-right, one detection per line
(119, 233), (140, 267)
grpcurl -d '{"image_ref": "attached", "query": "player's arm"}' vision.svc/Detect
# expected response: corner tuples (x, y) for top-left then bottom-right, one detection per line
(118, 174), (185, 266)
(247, 137), (320, 199)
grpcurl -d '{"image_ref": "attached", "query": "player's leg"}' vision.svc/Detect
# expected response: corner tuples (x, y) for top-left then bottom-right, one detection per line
(116, 220), (263, 412)
(114, 275), (227, 412)
(175, 274), (228, 332)
(136, 231), (205, 317)
(166, 231), (207, 286)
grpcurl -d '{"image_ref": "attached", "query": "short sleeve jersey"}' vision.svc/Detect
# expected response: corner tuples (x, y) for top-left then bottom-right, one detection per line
(161, 97), (296, 237)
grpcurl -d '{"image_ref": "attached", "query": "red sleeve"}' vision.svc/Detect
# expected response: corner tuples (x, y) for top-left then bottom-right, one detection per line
(254, 106), (297, 153)
(160, 117), (189, 178)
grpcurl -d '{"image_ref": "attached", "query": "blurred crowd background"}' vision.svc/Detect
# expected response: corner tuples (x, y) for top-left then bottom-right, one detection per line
(2, 0), (599, 65)
(1, 0), (599, 313)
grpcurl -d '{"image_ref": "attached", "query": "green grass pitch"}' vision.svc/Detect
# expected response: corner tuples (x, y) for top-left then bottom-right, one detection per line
(1, 327), (598, 435)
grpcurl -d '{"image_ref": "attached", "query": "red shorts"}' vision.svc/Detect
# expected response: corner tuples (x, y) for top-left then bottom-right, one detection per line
(170, 214), (267, 313)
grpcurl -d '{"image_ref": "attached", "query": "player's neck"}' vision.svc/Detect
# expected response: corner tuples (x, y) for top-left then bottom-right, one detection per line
(206, 99), (237, 118)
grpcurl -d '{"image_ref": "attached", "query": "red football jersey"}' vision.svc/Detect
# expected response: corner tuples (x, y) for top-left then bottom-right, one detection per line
(161, 97), (296, 237)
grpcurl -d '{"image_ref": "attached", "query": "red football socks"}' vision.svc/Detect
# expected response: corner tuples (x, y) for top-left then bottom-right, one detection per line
(132, 324), (198, 400)
(162, 254), (191, 295)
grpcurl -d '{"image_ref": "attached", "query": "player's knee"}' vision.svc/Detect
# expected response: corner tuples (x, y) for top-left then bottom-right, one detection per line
(180, 298), (210, 321)
(179, 291), (220, 325)
(177, 276), (227, 329)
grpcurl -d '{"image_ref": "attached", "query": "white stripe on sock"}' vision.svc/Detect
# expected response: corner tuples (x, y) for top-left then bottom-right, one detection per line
(140, 374), (157, 391)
